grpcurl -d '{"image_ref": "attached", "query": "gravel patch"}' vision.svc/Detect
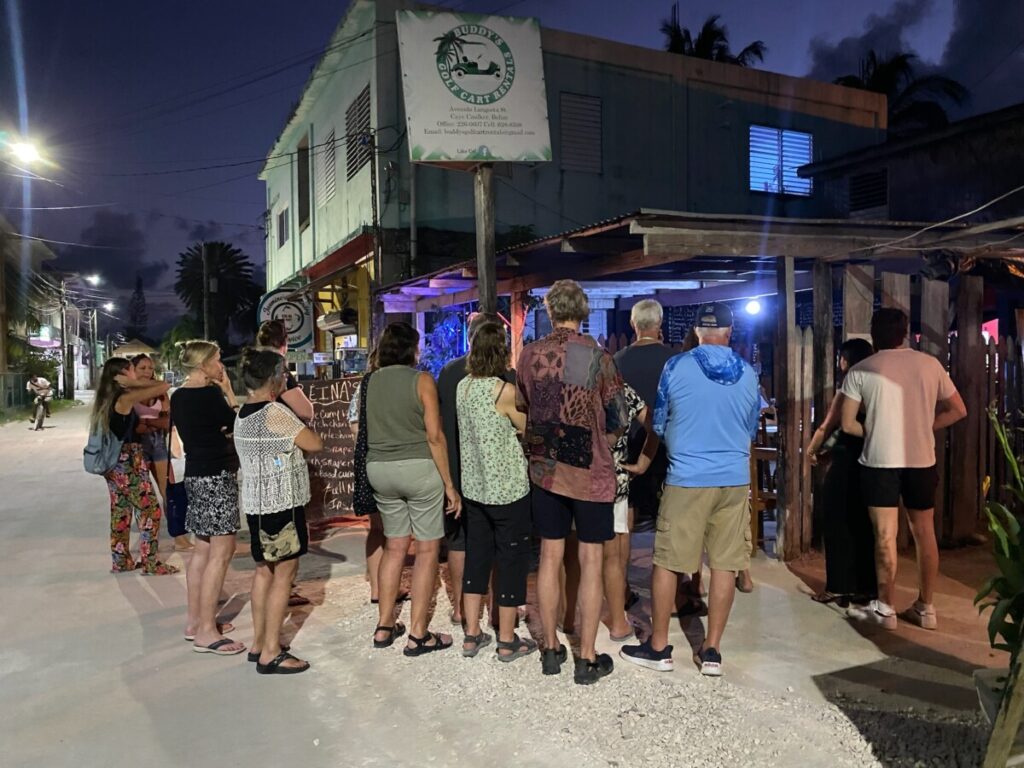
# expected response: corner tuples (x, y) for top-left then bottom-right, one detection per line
(288, 560), (988, 768)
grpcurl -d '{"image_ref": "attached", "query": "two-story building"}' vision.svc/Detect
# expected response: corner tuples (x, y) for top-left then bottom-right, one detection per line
(259, 0), (887, 361)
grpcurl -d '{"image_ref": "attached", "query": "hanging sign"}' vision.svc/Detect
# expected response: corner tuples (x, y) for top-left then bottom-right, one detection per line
(257, 289), (313, 349)
(396, 10), (552, 163)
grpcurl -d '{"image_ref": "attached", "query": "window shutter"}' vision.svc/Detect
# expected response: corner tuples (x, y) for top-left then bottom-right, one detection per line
(346, 85), (372, 181)
(560, 93), (602, 174)
(749, 125), (813, 196)
(848, 169), (888, 212)
(316, 129), (337, 205)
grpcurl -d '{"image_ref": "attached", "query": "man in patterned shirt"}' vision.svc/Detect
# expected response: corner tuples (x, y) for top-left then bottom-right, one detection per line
(517, 280), (630, 686)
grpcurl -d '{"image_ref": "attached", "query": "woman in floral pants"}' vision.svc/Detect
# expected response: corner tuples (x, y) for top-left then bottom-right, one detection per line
(91, 356), (178, 575)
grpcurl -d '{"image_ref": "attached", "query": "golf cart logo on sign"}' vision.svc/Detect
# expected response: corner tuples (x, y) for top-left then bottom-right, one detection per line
(434, 25), (515, 105)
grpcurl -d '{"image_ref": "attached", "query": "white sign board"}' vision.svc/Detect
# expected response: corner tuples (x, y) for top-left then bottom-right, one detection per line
(396, 10), (551, 163)
(257, 289), (313, 350)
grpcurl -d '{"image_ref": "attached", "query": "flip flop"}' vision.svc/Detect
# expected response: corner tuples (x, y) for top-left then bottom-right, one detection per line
(288, 593), (311, 607)
(256, 651), (310, 675)
(609, 628), (635, 642)
(247, 645), (290, 663)
(812, 591), (841, 604)
(193, 637), (245, 656)
(185, 622), (235, 641)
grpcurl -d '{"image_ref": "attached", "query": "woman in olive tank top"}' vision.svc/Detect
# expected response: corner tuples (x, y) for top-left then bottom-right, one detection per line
(365, 322), (462, 657)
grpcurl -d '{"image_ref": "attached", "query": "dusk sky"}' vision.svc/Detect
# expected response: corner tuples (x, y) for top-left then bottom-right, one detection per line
(2, 0), (1021, 337)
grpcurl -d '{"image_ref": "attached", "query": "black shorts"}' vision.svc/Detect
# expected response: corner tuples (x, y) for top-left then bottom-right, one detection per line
(628, 446), (668, 516)
(247, 506), (309, 563)
(531, 485), (614, 544)
(860, 466), (938, 510)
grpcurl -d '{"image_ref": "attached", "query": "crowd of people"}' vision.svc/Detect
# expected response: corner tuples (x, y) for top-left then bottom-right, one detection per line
(85, 280), (968, 683)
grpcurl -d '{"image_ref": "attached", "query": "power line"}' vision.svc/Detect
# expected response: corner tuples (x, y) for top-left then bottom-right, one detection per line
(7, 231), (138, 250)
(1, 203), (115, 211)
(495, 177), (588, 228)
(55, 26), (382, 146)
(970, 36), (1024, 89)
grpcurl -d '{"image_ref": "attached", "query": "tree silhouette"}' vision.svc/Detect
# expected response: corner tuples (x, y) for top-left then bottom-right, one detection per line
(174, 241), (262, 349)
(834, 51), (968, 135)
(660, 4), (766, 67)
(125, 274), (148, 339)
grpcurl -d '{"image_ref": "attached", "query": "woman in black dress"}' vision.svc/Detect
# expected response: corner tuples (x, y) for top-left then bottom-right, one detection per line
(808, 339), (877, 604)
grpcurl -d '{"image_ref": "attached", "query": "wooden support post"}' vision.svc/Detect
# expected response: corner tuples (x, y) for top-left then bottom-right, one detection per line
(950, 275), (985, 542)
(775, 256), (801, 561)
(414, 311), (426, 354)
(843, 264), (874, 341)
(800, 326), (814, 554)
(881, 272), (910, 316)
(920, 278), (951, 544)
(474, 164), (496, 315)
(511, 291), (526, 369)
(811, 262), (834, 548)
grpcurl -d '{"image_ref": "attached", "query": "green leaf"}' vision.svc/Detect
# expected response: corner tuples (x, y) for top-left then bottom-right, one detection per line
(976, 576), (999, 604)
(994, 553), (1024, 592)
(990, 599), (1014, 646)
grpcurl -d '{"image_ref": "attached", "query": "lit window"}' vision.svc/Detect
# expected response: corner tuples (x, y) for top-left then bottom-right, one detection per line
(749, 125), (813, 196)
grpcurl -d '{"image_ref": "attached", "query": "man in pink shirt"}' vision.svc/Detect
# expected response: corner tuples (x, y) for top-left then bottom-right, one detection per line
(840, 308), (966, 630)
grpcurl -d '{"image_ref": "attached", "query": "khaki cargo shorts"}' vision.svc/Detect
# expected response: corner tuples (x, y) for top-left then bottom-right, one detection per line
(653, 484), (751, 574)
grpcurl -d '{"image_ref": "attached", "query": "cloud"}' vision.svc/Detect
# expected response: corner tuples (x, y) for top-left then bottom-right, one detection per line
(807, 0), (933, 82)
(940, 0), (1024, 116)
(54, 210), (167, 290)
(806, 0), (1024, 119)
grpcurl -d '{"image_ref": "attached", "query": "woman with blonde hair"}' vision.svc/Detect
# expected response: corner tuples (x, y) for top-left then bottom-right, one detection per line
(170, 340), (245, 656)
(91, 356), (178, 574)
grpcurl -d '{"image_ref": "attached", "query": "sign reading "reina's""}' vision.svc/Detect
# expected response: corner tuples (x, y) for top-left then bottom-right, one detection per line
(396, 10), (552, 163)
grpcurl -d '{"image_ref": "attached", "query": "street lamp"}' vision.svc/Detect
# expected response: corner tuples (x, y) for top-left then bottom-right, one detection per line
(9, 141), (40, 165)
(103, 302), (114, 312)
(85, 274), (101, 286)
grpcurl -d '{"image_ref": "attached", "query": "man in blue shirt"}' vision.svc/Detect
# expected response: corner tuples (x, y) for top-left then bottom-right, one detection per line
(620, 303), (759, 677)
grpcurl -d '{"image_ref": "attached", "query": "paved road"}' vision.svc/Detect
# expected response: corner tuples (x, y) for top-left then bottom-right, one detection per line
(0, 402), (991, 767)
(0, 403), (583, 768)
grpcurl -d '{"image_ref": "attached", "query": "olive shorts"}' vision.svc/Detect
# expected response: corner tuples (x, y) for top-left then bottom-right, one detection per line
(654, 484), (751, 574)
(366, 459), (445, 541)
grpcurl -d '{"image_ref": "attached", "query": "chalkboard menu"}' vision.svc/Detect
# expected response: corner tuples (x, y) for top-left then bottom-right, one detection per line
(305, 376), (361, 522)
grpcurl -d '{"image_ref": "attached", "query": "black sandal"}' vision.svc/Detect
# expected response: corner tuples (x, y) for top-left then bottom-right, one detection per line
(247, 644), (290, 663)
(403, 631), (453, 657)
(255, 651), (309, 675)
(372, 622), (406, 649)
(371, 591), (409, 605)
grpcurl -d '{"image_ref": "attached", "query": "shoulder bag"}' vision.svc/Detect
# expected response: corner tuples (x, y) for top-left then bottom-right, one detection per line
(164, 413), (188, 538)
(255, 405), (301, 562)
(352, 371), (377, 517)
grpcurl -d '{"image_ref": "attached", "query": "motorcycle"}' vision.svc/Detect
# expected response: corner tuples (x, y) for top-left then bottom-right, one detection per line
(31, 389), (52, 431)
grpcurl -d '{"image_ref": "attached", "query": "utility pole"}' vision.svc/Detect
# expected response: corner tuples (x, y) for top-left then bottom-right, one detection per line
(0, 245), (7, 373)
(201, 242), (210, 340)
(60, 277), (74, 400)
(474, 163), (497, 315)
(89, 308), (99, 387)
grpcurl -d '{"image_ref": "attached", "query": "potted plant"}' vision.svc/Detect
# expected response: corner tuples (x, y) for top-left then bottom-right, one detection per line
(974, 409), (1024, 762)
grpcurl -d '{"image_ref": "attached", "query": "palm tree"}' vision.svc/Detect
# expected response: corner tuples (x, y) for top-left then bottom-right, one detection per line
(834, 51), (968, 135)
(433, 32), (468, 68)
(174, 241), (262, 349)
(660, 3), (766, 67)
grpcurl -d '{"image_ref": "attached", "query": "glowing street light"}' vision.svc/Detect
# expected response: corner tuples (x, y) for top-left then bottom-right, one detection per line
(85, 274), (101, 286)
(9, 141), (40, 165)
(745, 299), (762, 316)
(103, 302), (115, 312)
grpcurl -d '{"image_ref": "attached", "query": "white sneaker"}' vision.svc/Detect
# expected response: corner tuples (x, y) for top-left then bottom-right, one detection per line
(901, 601), (938, 630)
(848, 600), (897, 630)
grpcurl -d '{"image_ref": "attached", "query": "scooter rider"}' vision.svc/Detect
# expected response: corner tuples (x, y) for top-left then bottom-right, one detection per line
(26, 375), (53, 418)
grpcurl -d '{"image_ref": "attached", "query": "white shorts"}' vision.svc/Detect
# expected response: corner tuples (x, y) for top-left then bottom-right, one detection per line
(613, 497), (629, 535)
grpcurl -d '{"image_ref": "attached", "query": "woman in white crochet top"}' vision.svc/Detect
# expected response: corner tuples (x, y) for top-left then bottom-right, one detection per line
(234, 348), (323, 675)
